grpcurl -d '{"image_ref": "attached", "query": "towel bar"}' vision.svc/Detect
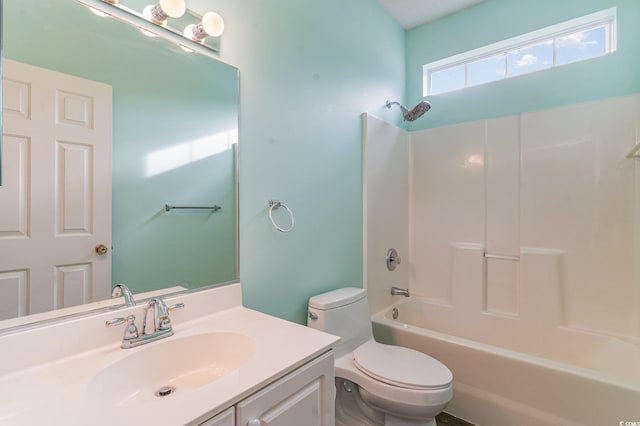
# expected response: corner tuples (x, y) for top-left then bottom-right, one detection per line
(164, 204), (221, 212)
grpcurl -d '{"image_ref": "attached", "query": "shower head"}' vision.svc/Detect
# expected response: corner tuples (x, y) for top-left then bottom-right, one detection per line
(385, 100), (431, 122)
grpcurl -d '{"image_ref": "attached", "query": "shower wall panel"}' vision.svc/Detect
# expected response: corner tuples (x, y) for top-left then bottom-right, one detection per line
(363, 114), (410, 315)
(407, 94), (640, 353)
(411, 121), (485, 305)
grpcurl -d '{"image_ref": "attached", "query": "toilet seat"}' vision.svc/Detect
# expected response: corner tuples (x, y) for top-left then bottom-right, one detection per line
(353, 340), (452, 390)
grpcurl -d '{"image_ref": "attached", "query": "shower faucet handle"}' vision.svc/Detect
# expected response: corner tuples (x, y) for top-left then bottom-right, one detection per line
(386, 248), (401, 271)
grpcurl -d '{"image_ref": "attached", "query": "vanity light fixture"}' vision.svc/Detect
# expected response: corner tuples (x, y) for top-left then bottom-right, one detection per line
(139, 27), (158, 37)
(142, 0), (186, 26)
(89, 6), (111, 17)
(80, 0), (222, 57)
(183, 11), (225, 41)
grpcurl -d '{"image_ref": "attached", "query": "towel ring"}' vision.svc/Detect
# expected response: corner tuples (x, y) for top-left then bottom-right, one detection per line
(268, 200), (295, 233)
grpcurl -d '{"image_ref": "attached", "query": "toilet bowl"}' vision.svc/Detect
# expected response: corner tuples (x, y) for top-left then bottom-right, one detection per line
(307, 288), (452, 426)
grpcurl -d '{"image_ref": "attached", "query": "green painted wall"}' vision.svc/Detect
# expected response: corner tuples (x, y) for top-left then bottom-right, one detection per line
(12, 0), (634, 325)
(197, 0), (406, 323)
(406, 0), (640, 131)
(4, 0), (405, 323)
(4, 0), (238, 293)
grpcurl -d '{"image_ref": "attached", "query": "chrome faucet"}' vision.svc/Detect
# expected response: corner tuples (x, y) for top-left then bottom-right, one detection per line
(105, 297), (184, 349)
(390, 286), (410, 297)
(111, 283), (136, 307)
(143, 298), (172, 336)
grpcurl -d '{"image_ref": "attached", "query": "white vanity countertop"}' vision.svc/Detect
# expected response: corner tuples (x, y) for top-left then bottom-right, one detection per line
(0, 283), (339, 425)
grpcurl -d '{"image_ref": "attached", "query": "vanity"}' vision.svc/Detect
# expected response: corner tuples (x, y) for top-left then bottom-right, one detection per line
(0, 283), (339, 425)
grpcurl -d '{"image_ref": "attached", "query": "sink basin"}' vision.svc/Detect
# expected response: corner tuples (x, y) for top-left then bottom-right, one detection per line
(87, 332), (256, 406)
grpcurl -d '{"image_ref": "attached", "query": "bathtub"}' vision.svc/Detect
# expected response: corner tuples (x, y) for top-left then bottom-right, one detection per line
(372, 299), (640, 426)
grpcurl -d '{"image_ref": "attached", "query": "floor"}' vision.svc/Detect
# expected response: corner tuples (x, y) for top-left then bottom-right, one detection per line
(436, 412), (476, 426)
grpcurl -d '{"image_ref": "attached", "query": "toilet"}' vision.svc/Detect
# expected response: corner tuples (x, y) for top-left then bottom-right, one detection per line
(307, 287), (452, 426)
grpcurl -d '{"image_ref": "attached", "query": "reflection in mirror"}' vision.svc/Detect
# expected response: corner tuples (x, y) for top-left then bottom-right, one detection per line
(0, 0), (2, 187)
(0, 0), (239, 328)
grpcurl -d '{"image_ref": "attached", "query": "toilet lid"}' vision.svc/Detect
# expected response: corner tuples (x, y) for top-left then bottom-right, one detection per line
(353, 340), (452, 390)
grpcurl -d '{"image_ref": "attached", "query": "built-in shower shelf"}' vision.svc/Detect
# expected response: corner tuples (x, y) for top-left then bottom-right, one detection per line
(625, 140), (640, 158)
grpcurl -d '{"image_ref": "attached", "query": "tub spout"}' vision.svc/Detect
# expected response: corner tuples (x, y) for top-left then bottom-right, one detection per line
(390, 286), (410, 297)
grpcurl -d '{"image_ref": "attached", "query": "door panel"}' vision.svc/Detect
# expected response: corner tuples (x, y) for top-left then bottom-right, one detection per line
(0, 59), (112, 320)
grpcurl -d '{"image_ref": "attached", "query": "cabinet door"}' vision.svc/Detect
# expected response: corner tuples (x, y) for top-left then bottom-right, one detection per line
(200, 407), (235, 426)
(236, 351), (335, 426)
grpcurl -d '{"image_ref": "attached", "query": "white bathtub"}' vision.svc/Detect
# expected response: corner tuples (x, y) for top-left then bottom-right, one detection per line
(372, 299), (640, 426)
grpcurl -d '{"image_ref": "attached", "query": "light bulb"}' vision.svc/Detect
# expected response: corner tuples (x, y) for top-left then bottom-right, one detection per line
(201, 12), (225, 37)
(143, 0), (186, 25)
(159, 0), (186, 18)
(184, 12), (224, 42)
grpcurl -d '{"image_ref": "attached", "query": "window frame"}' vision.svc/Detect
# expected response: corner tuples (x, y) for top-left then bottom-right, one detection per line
(423, 8), (617, 96)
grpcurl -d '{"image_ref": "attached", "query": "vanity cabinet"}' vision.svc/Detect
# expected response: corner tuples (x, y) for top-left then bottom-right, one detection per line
(200, 351), (335, 426)
(200, 407), (235, 426)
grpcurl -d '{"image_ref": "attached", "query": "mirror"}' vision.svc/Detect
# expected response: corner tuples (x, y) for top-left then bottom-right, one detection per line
(0, 0), (239, 327)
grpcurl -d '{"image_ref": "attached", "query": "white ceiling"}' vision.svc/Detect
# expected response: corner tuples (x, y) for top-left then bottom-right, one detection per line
(378, 0), (486, 30)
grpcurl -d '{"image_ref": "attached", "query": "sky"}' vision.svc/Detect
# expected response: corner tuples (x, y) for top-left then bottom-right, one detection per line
(429, 24), (608, 96)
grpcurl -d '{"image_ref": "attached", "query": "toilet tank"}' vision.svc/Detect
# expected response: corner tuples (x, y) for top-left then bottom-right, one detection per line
(307, 287), (373, 358)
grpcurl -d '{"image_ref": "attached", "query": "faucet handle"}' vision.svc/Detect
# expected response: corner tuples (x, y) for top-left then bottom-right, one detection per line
(123, 315), (139, 339)
(105, 317), (126, 327)
(168, 302), (184, 311)
(106, 314), (139, 342)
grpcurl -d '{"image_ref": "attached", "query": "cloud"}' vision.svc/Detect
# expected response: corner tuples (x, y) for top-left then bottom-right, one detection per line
(556, 31), (599, 49)
(516, 54), (538, 68)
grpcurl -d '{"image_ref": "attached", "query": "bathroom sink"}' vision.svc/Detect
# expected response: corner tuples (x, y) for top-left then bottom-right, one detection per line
(87, 332), (256, 406)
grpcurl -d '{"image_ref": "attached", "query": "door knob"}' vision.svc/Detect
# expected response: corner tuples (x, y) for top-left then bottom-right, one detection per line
(96, 244), (109, 255)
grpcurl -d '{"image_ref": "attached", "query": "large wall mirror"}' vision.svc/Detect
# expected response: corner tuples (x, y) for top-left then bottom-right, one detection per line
(0, 0), (239, 328)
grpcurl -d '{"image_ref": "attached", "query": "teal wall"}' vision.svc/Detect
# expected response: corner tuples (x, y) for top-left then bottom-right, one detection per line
(9, 0), (637, 325)
(405, 0), (640, 131)
(194, 0), (406, 323)
(4, 0), (405, 324)
(4, 0), (238, 294)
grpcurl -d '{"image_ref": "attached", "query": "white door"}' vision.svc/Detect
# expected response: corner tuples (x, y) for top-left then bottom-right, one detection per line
(0, 59), (112, 320)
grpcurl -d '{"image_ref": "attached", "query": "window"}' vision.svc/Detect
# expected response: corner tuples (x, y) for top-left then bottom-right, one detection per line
(423, 8), (617, 96)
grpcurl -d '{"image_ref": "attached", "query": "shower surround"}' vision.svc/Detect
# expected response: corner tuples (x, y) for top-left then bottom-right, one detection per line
(362, 93), (640, 424)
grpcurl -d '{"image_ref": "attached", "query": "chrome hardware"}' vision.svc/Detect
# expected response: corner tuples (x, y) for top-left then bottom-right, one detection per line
(105, 314), (140, 347)
(392, 308), (399, 319)
(155, 385), (176, 397)
(308, 311), (318, 320)
(268, 199), (295, 233)
(164, 204), (221, 212)
(386, 248), (401, 271)
(390, 286), (410, 297)
(143, 298), (172, 335)
(122, 315), (139, 340)
(105, 317), (127, 327)
(107, 297), (176, 349)
(168, 302), (185, 311)
(111, 283), (136, 307)
(96, 244), (109, 255)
